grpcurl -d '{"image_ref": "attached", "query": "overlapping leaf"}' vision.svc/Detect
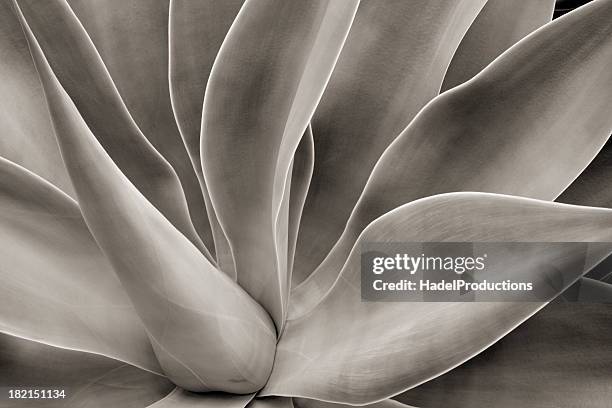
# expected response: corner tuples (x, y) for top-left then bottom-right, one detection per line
(0, 333), (173, 408)
(14, 0), (211, 259)
(396, 298), (612, 407)
(67, 0), (215, 253)
(0, 1), (73, 196)
(201, 0), (359, 328)
(441, 0), (555, 90)
(168, 0), (245, 275)
(293, 0), (487, 285)
(288, 127), (315, 279)
(168, 0), (243, 174)
(16, 2), (276, 393)
(0, 157), (160, 373)
(265, 193), (612, 403)
(291, 0), (612, 319)
(1, 0), (611, 405)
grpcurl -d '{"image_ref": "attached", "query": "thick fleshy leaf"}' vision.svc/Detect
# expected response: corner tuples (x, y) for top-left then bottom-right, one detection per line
(294, 398), (416, 408)
(265, 193), (612, 403)
(14, 0), (211, 260)
(291, 0), (612, 318)
(0, 157), (160, 373)
(17, 8), (276, 393)
(292, 0), (487, 285)
(441, 0), (554, 91)
(265, 128), (315, 315)
(288, 127), (315, 279)
(67, 0), (215, 255)
(395, 299), (612, 407)
(168, 0), (244, 274)
(276, 126), (315, 291)
(201, 0), (359, 328)
(0, 1), (73, 196)
(0, 333), (173, 408)
(168, 0), (243, 173)
(148, 388), (254, 408)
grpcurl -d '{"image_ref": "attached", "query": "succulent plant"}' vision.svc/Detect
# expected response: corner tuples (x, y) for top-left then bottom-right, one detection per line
(1, 0), (611, 407)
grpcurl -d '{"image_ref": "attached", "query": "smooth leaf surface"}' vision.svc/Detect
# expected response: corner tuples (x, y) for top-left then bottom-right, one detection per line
(291, 0), (612, 318)
(169, 0), (245, 274)
(0, 157), (160, 373)
(0, 0), (73, 196)
(17, 7), (276, 393)
(0, 333), (173, 408)
(15, 0), (211, 260)
(441, 0), (555, 91)
(266, 193), (612, 403)
(169, 0), (243, 175)
(292, 0), (487, 285)
(288, 127), (315, 279)
(396, 299), (612, 408)
(201, 0), (359, 328)
(68, 0), (215, 253)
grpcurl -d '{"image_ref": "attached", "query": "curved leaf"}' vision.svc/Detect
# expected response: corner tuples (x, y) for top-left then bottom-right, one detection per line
(16, 6), (276, 393)
(0, 157), (160, 373)
(0, 333), (173, 408)
(68, 0), (215, 255)
(265, 193), (612, 403)
(201, 0), (359, 328)
(292, 0), (487, 285)
(168, 0), (243, 173)
(292, 0), (612, 318)
(441, 0), (555, 91)
(288, 127), (315, 279)
(276, 126), (317, 299)
(15, 0), (211, 260)
(168, 0), (244, 275)
(395, 299), (612, 408)
(0, 1), (72, 195)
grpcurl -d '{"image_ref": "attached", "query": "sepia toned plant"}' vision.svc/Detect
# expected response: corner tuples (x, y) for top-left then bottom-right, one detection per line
(1, 0), (611, 407)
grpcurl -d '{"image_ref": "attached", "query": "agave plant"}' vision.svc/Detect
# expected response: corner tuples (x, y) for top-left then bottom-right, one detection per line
(1, 0), (612, 407)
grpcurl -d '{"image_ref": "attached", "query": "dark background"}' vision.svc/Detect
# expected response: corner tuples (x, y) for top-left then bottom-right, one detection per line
(554, 0), (594, 18)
